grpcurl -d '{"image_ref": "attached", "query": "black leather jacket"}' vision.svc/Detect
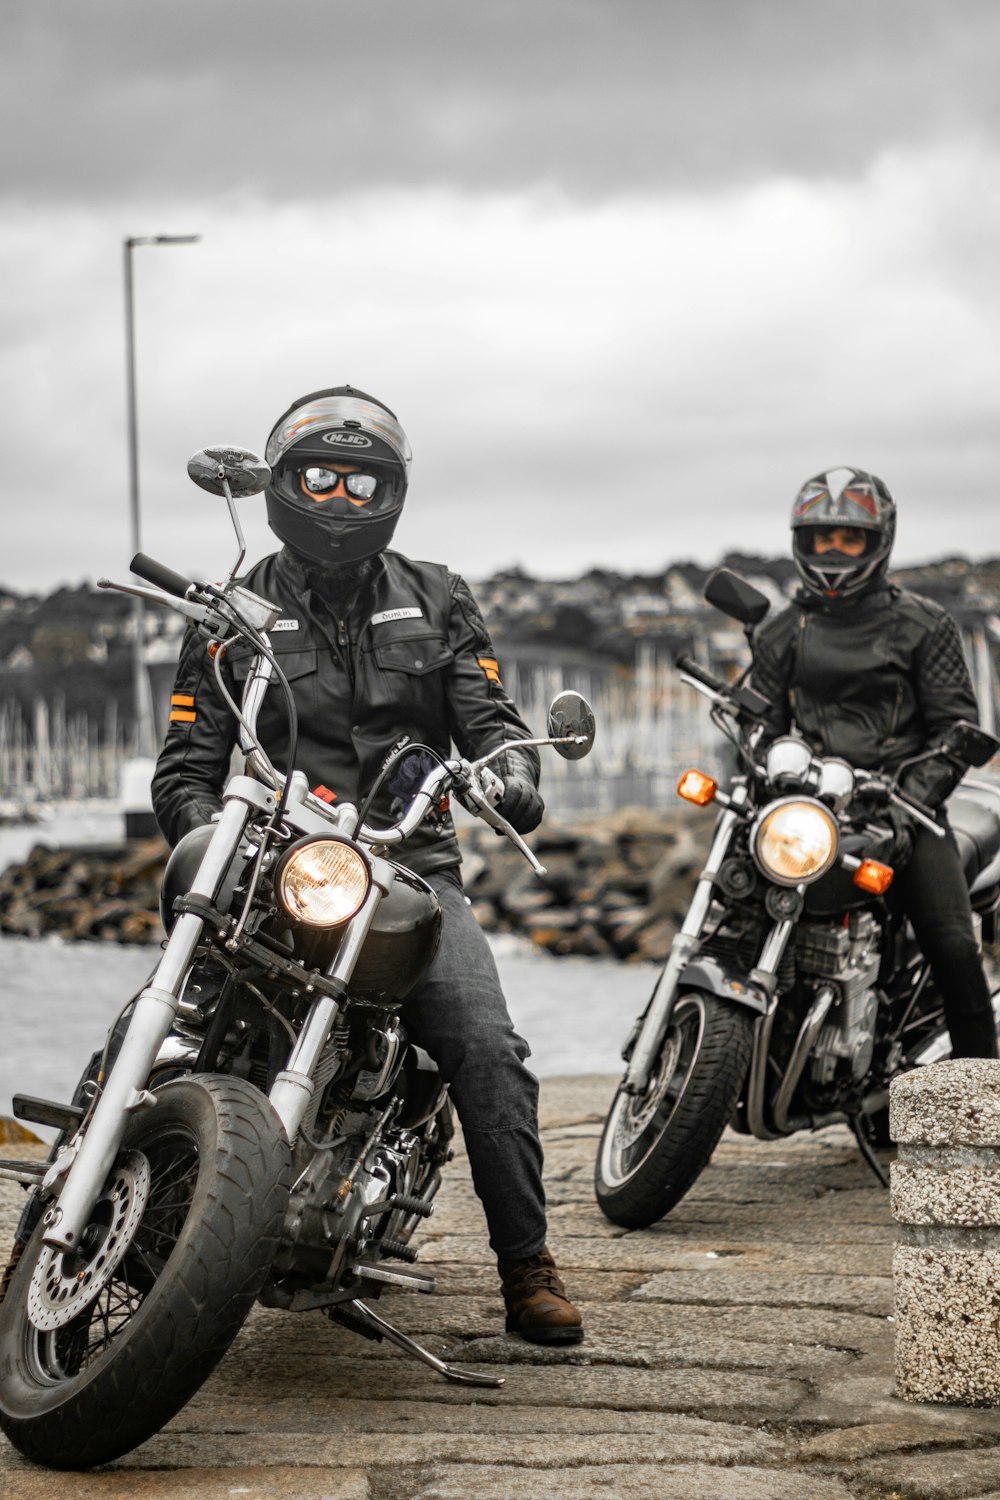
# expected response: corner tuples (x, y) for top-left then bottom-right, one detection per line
(151, 547), (540, 875)
(750, 582), (980, 810)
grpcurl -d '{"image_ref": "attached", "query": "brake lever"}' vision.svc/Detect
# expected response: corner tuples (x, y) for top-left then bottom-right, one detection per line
(460, 772), (547, 877)
(887, 787), (946, 838)
(854, 769), (945, 839)
(97, 578), (212, 626)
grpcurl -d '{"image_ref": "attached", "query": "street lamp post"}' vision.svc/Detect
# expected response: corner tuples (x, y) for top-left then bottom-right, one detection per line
(123, 234), (199, 759)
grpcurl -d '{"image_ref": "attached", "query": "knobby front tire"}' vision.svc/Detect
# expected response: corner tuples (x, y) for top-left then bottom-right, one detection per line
(595, 991), (755, 1229)
(0, 1074), (291, 1470)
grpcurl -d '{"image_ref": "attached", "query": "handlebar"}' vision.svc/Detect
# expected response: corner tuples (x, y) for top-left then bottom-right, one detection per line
(111, 556), (564, 875)
(676, 654), (772, 720)
(676, 655), (725, 694)
(131, 552), (196, 600)
(853, 768), (944, 838)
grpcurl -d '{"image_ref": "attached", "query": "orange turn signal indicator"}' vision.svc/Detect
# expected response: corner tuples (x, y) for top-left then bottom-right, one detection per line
(853, 859), (894, 896)
(677, 769), (718, 807)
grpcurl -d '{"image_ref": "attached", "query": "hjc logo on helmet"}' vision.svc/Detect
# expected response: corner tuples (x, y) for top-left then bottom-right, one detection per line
(322, 431), (373, 449)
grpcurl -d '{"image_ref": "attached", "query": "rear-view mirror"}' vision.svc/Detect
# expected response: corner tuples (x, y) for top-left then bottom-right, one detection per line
(547, 691), (596, 760)
(187, 447), (271, 498)
(704, 567), (771, 627)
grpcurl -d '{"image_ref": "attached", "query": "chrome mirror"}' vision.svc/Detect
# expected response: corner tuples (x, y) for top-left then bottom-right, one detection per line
(187, 447), (271, 498)
(547, 691), (596, 760)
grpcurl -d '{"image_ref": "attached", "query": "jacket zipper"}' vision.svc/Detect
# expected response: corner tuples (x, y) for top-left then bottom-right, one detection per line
(337, 617), (355, 691)
(886, 679), (903, 742)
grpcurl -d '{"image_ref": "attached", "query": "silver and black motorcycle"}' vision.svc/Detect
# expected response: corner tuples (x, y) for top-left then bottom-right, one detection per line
(0, 446), (595, 1469)
(595, 567), (1000, 1228)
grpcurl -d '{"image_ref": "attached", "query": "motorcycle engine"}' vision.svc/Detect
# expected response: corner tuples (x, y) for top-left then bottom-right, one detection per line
(797, 912), (883, 1087)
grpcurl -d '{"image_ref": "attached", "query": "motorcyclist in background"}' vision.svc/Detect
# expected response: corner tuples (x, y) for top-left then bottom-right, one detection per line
(750, 466), (998, 1061)
(150, 384), (584, 1344)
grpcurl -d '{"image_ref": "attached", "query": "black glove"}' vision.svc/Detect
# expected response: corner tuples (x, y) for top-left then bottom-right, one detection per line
(387, 747), (444, 821)
(883, 804), (916, 871)
(497, 775), (544, 835)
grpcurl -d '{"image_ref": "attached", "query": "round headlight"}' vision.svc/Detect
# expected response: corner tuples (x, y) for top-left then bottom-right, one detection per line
(752, 798), (838, 886)
(276, 837), (372, 928)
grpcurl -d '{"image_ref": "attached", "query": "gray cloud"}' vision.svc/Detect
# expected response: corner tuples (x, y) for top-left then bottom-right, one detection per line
(5, 1), (1000, 203)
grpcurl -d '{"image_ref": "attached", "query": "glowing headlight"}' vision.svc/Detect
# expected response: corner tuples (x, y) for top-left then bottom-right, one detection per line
(752, 798), (839, 886)
(276, 838), (371, 928)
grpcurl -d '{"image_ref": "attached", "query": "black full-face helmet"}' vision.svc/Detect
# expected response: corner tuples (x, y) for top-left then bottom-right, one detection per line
(790, 465), (896, 601)
(264, 385), (412, 566)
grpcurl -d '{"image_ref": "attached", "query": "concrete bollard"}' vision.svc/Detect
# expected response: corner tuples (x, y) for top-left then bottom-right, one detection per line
(890, 1058), (1000, 1404)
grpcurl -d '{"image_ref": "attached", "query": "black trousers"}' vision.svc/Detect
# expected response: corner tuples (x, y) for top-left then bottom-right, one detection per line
(890, 823), (998, 1059)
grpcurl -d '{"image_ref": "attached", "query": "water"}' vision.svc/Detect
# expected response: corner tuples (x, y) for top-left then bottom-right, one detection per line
(0, 810), (648, 1125)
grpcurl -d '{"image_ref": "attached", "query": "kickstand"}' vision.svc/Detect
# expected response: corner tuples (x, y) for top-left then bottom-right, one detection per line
(849, 1115), (891, 1189)
(345, 1298), (505, 1388)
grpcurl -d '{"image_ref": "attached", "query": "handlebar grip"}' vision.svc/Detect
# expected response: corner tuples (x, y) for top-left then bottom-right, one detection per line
(130, 552), (195, 599)
(675, 655), (726, 693)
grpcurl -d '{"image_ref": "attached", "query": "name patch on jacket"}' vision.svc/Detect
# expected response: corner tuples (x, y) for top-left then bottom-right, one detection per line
(273, 618), (300, 631)
(371, 607), (423, 626)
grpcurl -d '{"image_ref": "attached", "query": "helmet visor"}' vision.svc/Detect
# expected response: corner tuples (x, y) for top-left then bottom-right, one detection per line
(791, 476), (887, 533)
(265, 396), (412, 469)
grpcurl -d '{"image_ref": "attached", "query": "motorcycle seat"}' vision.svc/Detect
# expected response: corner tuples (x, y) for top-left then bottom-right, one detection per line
(946, 782), (1000, 887)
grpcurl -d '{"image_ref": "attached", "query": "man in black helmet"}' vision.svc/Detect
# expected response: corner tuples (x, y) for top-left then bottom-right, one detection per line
(152, 385), (584, 1344)
(751, 465), (998, 1061)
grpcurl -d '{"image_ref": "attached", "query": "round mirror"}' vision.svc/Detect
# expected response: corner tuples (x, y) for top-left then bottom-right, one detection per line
(187, 446), (271, 498)
(547, 691), (596, 760)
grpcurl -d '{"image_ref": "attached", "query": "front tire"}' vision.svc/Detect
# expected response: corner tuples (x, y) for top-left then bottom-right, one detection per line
(596, 991), (754, 1229)
(0, 1075), (290, 1470)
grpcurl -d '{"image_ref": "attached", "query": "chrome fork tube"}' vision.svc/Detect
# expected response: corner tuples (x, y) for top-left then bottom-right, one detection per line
(623, 805), (741, 1095)
(44, 793), (256, 1252)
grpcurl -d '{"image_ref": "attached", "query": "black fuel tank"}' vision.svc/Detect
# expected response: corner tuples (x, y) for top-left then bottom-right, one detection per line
(346, 864), (442, 1006)
(159, 823), (248, 934)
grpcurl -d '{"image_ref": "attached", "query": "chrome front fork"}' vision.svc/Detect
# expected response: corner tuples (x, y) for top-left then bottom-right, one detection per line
(42, 779), (270, 1252)
(623, 803), (743, 1095)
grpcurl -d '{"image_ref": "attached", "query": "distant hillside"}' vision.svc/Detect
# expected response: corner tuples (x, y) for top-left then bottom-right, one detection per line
(1, 554), (998, 732)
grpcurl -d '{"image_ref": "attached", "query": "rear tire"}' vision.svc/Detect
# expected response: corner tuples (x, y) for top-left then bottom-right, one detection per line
(596, 991), (754, 1229)
(0, 1075), (290, 1470)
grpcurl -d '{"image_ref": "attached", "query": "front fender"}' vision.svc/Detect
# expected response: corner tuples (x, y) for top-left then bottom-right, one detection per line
(677, 957), (769, 1015)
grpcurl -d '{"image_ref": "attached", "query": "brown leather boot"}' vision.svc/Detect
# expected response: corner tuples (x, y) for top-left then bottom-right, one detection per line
(498, 1245), (584, 1345)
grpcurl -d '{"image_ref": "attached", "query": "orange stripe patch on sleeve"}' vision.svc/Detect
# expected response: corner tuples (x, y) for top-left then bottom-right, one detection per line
(169, 710), (196, 723)
(477, 656), (502, 685)
(171, 694), (195, 706)
(169, 692), (196, 724)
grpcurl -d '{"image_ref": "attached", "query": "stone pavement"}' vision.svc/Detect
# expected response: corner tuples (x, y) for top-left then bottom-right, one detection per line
(3, 1075), (1000, 1499)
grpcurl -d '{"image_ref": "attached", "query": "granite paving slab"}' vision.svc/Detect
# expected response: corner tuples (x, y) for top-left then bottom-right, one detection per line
(1, 1077), (999, 1499)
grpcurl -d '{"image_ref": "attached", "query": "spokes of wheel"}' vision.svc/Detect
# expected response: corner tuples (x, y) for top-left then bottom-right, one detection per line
(39, 1271), (142, 1381)
(25, 1128), (200, 1380)
(0, 1075), (292, 1470)
(27, 1152), (151, 1335)
(126, 1138), (200, 1286)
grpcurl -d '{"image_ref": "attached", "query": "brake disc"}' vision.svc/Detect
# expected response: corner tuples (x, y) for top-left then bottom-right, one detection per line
(27, 1150), (151, 1332)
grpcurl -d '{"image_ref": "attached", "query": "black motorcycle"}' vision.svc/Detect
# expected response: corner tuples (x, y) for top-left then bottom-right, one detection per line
(0, 446), (596, 1469)
(595, 567), (1000, 1228)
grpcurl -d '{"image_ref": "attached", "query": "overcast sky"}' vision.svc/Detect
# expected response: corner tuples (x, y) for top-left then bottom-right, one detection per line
(3, 0), (999, 593)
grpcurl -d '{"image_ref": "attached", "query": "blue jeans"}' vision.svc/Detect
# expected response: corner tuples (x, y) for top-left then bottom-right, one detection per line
(402, 869), (548, 1260)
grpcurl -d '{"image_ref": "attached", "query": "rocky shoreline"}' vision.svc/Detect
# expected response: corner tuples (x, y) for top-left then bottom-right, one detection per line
(0, 808), (710, 960)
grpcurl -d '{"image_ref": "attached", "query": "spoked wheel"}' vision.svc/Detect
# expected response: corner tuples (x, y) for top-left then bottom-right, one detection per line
(0, 1075), (290, 1470)
(596, 991), (754, 1229)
